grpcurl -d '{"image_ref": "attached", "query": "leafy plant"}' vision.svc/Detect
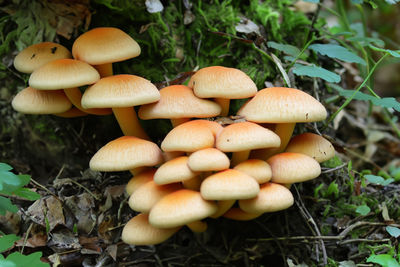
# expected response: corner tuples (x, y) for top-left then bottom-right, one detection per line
(0, 163), (48, 267)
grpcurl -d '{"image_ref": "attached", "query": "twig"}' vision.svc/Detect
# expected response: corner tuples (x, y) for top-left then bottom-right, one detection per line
(321, 163), (347, 174)
(20, 222), (33, 254)
(30, 177), (60, 201)
(293, 185), (328, 265)
(338, 238), (391, 245)
(68, 179), (100, 200)
(339, 221), (400, 238)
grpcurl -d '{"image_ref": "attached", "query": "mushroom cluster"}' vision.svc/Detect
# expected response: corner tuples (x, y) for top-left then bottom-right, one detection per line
(11, 27), (336, 246)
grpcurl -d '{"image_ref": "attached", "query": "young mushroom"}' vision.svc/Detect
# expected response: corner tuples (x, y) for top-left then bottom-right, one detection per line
(188, 66), (257, 116)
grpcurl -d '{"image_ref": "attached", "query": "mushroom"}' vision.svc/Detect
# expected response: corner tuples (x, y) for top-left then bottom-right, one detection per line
(161, 120), (223, 153)
(28, 58), (111, 115)
(188, 66), (257, 116)
(129, 180), (182, 213)
(126, 168), (156, 195)
(200, 169), (260, 200)
(267, 152), (321, 184)
(285, 132), (335, 163)
(81, 74), (160, 139)
(14, 42), (71, 73)
(216, 121), (280, 166)
(153, 156), (198, 185)
(237, 87), (327, 159)
(149, 189), (218, 228)
(89, 136), (163, 173)
(223, 208), (263, 221)
(11, 87), (71, 115)
(138, 85), (221, 127)
(121, 214), (181, 245)
(239, 182), (294, 214)
(72, 27), (141, 77)
(187, 148), (230, 172)
(233, 159), (272, 184)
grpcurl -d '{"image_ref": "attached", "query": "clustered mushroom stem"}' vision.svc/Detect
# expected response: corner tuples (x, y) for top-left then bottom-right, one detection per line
(130, 166), (148, 176)
(231, 150), (251, 167)
(186, 220), (207, 232)
(252, 123), (296, 160)
(215, 98), (230, 117)
(210, 199), (236, 218)
(64, 88), (112, 115)
(94, 63), (113, 77)
(171, 118), (190, 127)
(112, 107), (150, 140)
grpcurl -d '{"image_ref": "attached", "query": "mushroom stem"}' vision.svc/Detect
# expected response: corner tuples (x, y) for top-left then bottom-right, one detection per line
(215, 98), (229, 116)
(186, 220), (207, 232)
(129, 167), (148, 176)
(182, 175), (203, 191)
(171, 118), (190, 127)
(112, 107), (150, 140)
(251, 123), (296, 160)
(210, 199), (236, 218)
(231, 150), (251, 167)
(64, 88), (112, 115)
(54, 107), (88, 118)
(94, 63), (113, 77)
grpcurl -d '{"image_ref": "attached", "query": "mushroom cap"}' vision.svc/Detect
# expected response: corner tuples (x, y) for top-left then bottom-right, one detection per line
(138, 85), (221, 120)
(267, 152), (321, 183)
(285, 133), (335, 163)
(186, 220), (208, 233)
(237, 87), (327, 123)
(121, 214), (180, 245)
(129, 181), (182, 213)
(125, 168), (156, 195)
(223, 208), (263, 221)
(89, 136), (163, 172)
(233, 159), (272, 184)
(154, 156), (198, 185)
(239, 182), (294, 214)
(11, 87), (71, 114)
(81, 74), (160, 108)
(200, 169), (260, 200)
(29, 59), (100, 90)
(14, 42), (72, 73)
(188, 66), (257, 99)
(161, 120), (222, 152)
(188, 148), (230, 172)
(216, 121), (280, 152)
(72, 27), (141, 65)
(149, 189), (218, 228)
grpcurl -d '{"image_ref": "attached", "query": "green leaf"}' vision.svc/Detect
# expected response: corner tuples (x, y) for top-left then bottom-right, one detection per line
(386, 226), (400, 238)
(329, 84), (400, 112)
(0, 234), (20, 253)
(0, 163), (13, 171)
(367, 254), (400, 267)
(0, 196), (18, 215)
(385, 0), (400, 4)
(365, 175), (394, 186)
(369, 45), (400, 58)
(267, 41), (301, 57)
(293, 64), (341, 83)
(0, 251), (49, 267)
(347, 36), (385, 47)
(355, 204), (370, 216)
(309, 44), (366, 65)
(303, 0), (320, 2)
(12, 188), (40, 201)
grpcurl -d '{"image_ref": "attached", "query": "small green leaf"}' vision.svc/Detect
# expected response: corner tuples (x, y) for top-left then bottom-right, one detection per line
(267, 41), (301, 57)
(347, 36), (385, 47)
(385, 0), (400, 4)
(355, 204), (370, 216)
(309, 44), (366, 65)
(364, 175), (394, 186)
(367, 254), (400, 267)
(12, 188), (40, 201)
(0, 196), (18, 215)
(0, 163), (13, 171)
(369, 45), (400, 58)
(386, 226), (400, 238)
(0, 234), (20, 253)
(0, 251), (49, 267)
(329, 84), (400, 112)
(303, 0), (319, 2)
(293, 64), (341, 83)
